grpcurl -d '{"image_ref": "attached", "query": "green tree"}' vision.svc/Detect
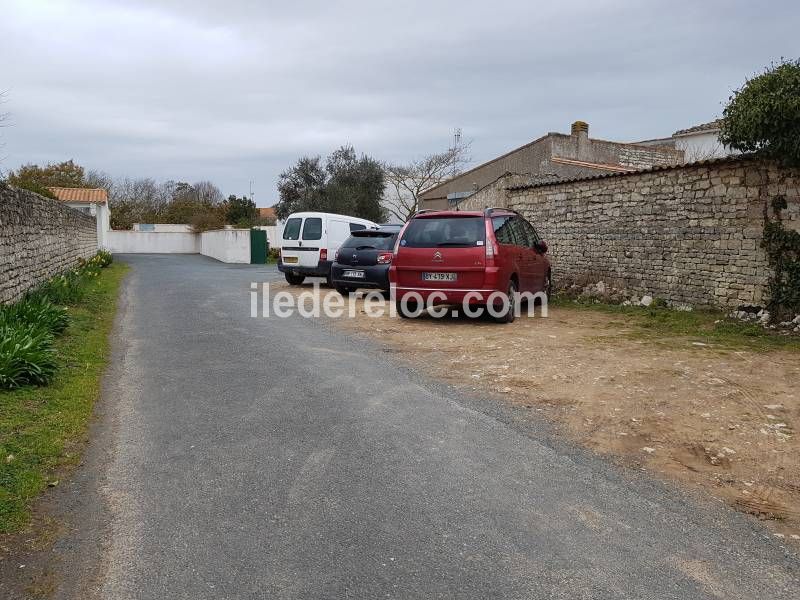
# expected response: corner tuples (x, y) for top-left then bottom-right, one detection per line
(325, 145), (386, 223)
(719, 59), (800, 167)
(275, 146), (386, 222)
(223, 195), (258, 227)
(8, 159), (86, 189)
(275, 156), (327, 220)
(7, 159), (88, 198)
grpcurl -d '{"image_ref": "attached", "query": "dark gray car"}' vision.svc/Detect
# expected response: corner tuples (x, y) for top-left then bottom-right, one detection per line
(330, 225), (401, 294)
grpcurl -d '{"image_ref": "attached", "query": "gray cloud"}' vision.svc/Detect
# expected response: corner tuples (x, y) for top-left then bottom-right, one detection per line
(1, 0), (797, 203)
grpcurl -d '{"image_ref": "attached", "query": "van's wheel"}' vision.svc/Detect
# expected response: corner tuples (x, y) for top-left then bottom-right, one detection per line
(284, 273), (305, 285)
(395, 299), (419, 319)
(492, 280), (517, 323)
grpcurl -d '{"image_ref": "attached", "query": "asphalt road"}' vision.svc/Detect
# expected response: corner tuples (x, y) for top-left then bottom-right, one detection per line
(58, 255), (799, 598)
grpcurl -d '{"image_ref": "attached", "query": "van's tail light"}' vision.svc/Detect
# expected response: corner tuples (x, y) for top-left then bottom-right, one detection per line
(377, 252), (393, 264)
(320, 248), (328, 261)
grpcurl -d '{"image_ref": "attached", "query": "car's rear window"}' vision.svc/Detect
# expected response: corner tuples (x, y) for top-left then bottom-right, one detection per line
(283, 217), (301, 240)
(341, 233), (396, 250)
(399, 217), (485, 248)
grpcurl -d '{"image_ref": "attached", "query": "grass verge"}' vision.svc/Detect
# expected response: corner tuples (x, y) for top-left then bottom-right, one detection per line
(0, 262), (128, 533)
(552, 294), (800, 352)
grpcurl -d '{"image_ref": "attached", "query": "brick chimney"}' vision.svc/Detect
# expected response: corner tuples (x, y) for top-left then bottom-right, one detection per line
(571, 120), (589, 138)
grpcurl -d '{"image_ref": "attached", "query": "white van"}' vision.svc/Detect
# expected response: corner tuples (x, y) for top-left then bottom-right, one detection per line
(278, 212), (378, 285)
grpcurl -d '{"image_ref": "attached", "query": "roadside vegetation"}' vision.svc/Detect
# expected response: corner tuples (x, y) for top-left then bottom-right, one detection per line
(552, 295), (800, 352)
(0, 252), (126, 533)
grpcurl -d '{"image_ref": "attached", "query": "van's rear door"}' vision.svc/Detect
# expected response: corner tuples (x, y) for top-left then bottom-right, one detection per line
(282, 216), (324, 267)
(394, 215), (487, 289)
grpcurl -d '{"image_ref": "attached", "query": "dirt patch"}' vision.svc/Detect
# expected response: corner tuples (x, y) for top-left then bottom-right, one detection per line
(274, 282), (800, 542)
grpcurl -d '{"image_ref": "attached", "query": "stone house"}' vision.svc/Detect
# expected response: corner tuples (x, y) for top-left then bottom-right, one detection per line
(418, 121), (684, 210)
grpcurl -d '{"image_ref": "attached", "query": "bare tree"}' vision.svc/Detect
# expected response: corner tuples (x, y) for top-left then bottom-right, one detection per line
(84, 169), (114, 191)
(383, 142), (471, 222)
(194, 180), (224, 205)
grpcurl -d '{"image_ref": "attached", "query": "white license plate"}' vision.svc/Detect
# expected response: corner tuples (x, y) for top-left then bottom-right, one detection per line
(422, 272), (457, 282)
(283, 256), (298, 264)
(343, 270), (365, 279)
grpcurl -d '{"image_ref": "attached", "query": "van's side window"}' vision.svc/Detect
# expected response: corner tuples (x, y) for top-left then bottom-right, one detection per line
(283, 218), (302, 240)
(349, 223), (366, 232)
(302, 217), (323, 240)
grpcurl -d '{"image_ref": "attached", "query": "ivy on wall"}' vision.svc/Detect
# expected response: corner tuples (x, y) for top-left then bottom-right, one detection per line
(762, 194), (800, 320)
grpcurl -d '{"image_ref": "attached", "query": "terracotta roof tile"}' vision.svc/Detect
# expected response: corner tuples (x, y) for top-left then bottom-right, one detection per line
(47, 187), (108, 203)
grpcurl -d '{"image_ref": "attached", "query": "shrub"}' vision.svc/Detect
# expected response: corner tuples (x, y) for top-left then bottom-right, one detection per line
(29, 269), (86, 305)
(719, 59), (800, 168)
(0, 324), (58, 389)
(95, 249), (113, 267)
(0, 297), (69, 336)
(190, 211), (226, 232)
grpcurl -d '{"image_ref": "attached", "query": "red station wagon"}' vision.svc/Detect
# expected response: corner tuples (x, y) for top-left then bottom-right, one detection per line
(389, 208), (552, 322)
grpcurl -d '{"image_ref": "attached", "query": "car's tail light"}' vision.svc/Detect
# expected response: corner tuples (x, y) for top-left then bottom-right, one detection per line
(484, 219), (498, 263)
(377, 252), (393, 264)
(320, 248), (328, 261)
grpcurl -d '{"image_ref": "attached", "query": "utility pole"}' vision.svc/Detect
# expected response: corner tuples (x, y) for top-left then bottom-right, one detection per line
(451, 128), (462, 178)
(249, 180), (254, 204)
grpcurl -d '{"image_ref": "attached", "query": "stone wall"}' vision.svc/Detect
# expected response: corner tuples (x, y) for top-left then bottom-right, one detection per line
(463, 157), (800, 308)
(0, 183), (98, 304)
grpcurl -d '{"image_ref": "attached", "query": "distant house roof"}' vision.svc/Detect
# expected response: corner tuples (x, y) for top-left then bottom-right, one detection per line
(258, 206), (276, 219)
(550, 157), (636, 173)
(507, 155), (750, 191)
(47, 187), (108, 203)
(673, 119), (723, 137)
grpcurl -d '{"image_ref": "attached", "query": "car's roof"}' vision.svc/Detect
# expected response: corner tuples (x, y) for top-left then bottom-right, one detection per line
(350, 226), (398, 237)
(284, 211), (377, 224)
(413, 210), (485, 219)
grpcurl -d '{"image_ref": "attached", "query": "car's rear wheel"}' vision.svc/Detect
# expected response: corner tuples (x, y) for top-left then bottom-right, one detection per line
(492, 280), (517, 323)
(395, 299), (419, 319)
(544, 270), (553, 301)
(284, 273), (305, 285)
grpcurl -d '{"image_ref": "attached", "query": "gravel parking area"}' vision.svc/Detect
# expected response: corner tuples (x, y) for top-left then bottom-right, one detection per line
(276, 281), (800, 542)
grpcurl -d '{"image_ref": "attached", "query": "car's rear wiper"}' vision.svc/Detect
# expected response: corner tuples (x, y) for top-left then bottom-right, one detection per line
(355, 245), (377, 250)
(436, 242), (474, 247)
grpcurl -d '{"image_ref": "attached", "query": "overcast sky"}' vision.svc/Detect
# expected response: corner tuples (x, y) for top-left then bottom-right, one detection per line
(1, 0), (797, 205)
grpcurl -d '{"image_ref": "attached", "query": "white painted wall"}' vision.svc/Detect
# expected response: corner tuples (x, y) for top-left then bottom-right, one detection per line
(65, 201), (111, 249)
(105, 231), (201, 254)
(133, 223), (193, 232)
(200, 229), (250, 264)
(97, 203), (111, 249)
(674, 131), (738, 161)
(254, 225), (278, 249)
